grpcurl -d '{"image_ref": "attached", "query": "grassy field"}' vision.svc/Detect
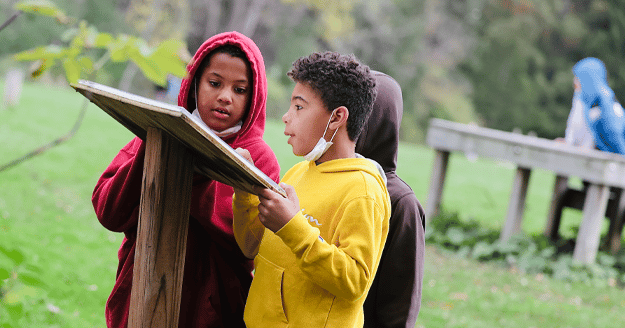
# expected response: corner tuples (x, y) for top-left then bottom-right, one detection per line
(1, 82), (624, 327)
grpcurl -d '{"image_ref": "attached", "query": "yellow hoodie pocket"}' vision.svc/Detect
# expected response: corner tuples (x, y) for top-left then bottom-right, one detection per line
(244, 254), (288, 326)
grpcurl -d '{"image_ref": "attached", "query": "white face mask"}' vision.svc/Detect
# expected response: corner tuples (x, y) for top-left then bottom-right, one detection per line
(303, 110), (338, 162)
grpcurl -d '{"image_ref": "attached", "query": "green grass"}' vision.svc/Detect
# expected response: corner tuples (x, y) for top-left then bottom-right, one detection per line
(0, 82), (133, 327)
(419, 245), (625, 328)
(1, 82), (623, 327)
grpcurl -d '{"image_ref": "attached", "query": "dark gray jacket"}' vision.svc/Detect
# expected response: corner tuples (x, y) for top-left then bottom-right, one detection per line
(357, 71), (425, 328)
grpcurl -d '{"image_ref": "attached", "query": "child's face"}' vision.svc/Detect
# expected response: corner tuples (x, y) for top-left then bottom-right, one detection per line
(282, 82), (332, 156)
(196, 52), (251, 132)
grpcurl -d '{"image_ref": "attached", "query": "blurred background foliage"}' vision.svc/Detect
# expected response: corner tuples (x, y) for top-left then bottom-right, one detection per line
(2, 0), (625, 142)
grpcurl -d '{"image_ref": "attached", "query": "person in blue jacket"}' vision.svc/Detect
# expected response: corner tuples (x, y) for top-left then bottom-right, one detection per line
(573, 57), (625, 154)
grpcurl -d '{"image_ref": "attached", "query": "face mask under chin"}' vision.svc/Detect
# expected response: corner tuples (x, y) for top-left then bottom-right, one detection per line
(303, 109), (338, 162)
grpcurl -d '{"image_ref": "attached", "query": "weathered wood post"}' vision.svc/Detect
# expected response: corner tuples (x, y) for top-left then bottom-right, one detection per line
(544, 175), (569, 239)
(128, 128), (194, 328)
(425, 150), (449, 224)
(607, 190), (625, 254)
(500, 167), (531, 242)
(573, 184), (611, 264)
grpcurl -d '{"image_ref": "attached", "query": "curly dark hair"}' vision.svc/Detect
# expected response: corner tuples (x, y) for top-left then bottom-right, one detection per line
(287, 51), (377, 141)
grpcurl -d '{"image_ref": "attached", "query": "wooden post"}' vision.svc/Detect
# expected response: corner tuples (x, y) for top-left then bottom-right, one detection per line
(500, 167), (531, 242)
(425, 150), (450, 224)
(544, 175), (569, 239)
(128, 128), (194, 328)
(607, 189), (625, 254)
(573, 184), (610, 264)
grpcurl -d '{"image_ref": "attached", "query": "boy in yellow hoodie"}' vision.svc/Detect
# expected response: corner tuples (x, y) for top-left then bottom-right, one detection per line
(233, 51), (390, 327)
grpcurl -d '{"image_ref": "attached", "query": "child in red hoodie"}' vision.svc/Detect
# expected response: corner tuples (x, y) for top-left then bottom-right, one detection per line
(92, 31), (280, 328)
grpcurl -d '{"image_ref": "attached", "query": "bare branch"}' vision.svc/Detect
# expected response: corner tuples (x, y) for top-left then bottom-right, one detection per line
(0, 50), (111, 173)
(0, 11), (21, 32)
(0, 97), (89, 173)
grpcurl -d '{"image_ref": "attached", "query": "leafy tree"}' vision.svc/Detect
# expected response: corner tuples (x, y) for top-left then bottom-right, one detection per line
(579, 0), (625, 104)
(181, 0), (369, 120)
(117, 0), (189, 91)
(332, 0), (427, 141)
(0, 0), (128, 61)
(460, 0), (625, 139)
(10, 0), (188, 86)
(0, 0), (190, 172)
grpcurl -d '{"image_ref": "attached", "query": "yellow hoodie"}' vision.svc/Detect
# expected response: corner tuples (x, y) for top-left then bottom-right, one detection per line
(233, 158), (390, 328)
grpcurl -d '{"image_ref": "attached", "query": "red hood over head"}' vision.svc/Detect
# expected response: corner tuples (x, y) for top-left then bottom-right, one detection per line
(178, 31), (267, 147)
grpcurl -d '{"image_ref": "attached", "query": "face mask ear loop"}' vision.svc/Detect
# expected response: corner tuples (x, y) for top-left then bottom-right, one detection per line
(322, 109), (339, 142)
(194, 78), (198, 110)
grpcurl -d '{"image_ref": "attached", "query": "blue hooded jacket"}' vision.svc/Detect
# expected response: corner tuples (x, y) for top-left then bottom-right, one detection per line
(573, 57), (625, 154)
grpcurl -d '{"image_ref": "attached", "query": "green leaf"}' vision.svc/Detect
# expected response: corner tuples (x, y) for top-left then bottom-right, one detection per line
(108, 35), (134, 62)
(149, 39), (189, 78)
(494, 240), (519, 255)
(63, 57), (81, 84)
(77, 56), (94, 74)
(60, 28), (79, 42)
(540, 247), (555, 258)
(446, 227), (466, 246)
(94, 32), (114, 48)
(127, 41), (167, 86)
(69, 21), (88, 51)
(13, 45), (67, 61)
(131, 53), (166, 86)
(472, 241), (494, 260)
(598, 253), (617, 267)
(14, 0), (69, 23)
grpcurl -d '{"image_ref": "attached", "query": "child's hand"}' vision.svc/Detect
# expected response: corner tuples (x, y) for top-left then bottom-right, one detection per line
(235, 147), (254, 165)
(233, 148), (254, 194)
(256, 183), (300, 233)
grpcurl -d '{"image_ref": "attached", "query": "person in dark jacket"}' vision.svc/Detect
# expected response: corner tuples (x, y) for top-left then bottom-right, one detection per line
(356, 71), (425, 328)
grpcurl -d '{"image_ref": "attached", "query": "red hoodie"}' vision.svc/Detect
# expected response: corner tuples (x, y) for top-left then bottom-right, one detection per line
(92, 31), (280, 328)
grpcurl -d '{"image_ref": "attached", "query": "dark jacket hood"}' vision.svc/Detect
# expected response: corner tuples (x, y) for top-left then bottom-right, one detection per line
(355, 71), (402, 172)
(177, 31), (267, 147)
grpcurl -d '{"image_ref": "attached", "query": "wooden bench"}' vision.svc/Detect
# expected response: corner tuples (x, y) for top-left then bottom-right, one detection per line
(545, 178), (625, 254)
(425, 118), (625, 264)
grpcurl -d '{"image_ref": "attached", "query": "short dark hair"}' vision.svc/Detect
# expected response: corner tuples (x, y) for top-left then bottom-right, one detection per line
(287, 51), (377, 141)
(188, 44), (252, 109)
(196, 44), (249, 81)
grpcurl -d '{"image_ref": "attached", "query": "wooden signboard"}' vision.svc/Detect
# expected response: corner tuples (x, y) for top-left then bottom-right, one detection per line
(71, 80), (283, 327)
(71, 79), (285, 197)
